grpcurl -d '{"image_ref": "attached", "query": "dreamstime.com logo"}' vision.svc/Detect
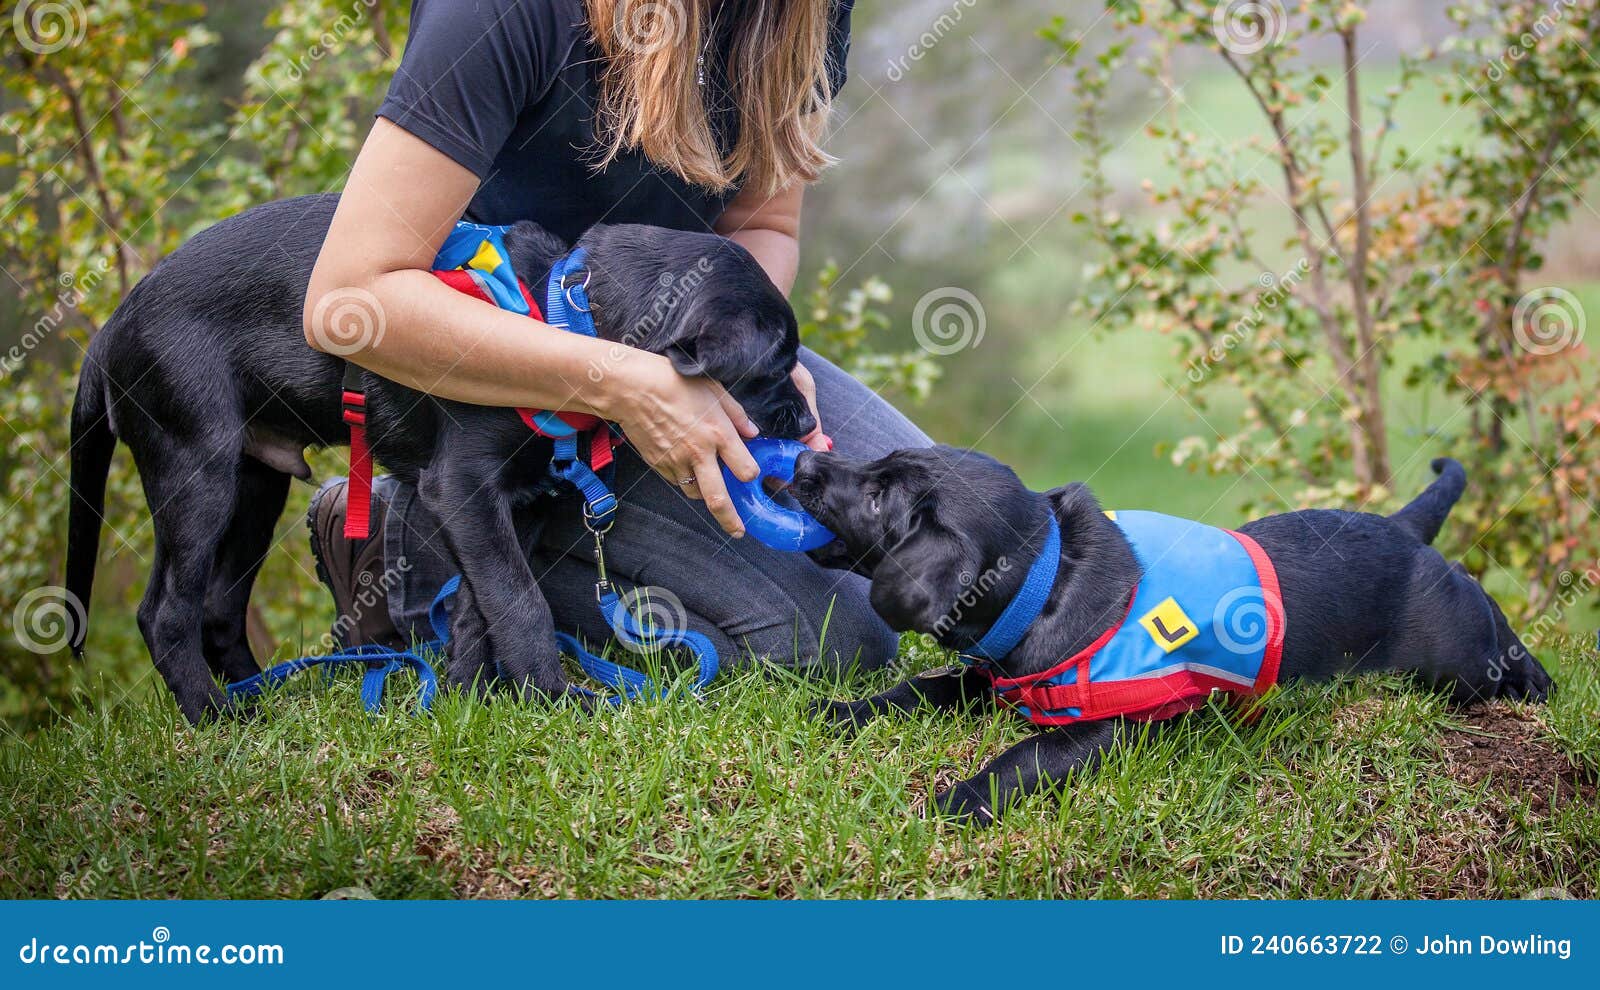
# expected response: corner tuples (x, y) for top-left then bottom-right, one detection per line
(1484, 0), (1580, 81)
(885, 0), (977, 82)
(912, 286), (986, 356)
(3, 256), (113, 381)
(613, 0), (687, 56)
(271, 0), (380, 82)
(12, 586), (85, 655)
(930, 558), (1014, 638)
(18, 927), (284, 967)
(1211, 0), (1287, 56)
(609, 586), (689, 653)
(308, 286), (386, 355)
(1185, 258), (1310, 382)
(1212, 583), (1285, 656)
(321, 556), (412, 654)
(587, 257), (714, 383)
(10, 0), (88, 55)
(1512, 285), (1585, 355)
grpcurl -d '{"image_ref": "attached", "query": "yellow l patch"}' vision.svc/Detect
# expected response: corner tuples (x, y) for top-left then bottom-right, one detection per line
(468, 240), (504, 274)
(1138, 596), (1198, 653)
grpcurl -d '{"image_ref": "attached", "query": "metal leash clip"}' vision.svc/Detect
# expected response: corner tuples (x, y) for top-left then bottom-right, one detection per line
(581, 493), (616, 535)
(591, 525), (611, 603)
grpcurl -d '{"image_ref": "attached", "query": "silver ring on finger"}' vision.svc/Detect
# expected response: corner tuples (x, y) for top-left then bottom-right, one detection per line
(678, 477), (697, 487)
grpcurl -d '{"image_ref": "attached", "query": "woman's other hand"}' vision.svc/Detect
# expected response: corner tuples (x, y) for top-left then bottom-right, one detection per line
(603, 352), (761, 538)
(790, 362), (830, 451)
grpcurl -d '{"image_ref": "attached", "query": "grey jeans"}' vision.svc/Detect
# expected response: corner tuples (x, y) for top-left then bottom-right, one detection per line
(373, 348), (930, 672)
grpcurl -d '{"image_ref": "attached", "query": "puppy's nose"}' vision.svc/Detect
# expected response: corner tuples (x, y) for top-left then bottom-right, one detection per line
(792, 449), (823, 484)
(793, 410), (818, 440)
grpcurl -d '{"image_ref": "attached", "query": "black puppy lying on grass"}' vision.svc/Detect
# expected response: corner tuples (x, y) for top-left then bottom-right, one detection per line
(790, 445), (1553, 825)
(65, 192), (814, 725)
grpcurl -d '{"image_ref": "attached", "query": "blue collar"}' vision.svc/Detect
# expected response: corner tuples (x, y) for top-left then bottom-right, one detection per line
(544, 247), (596, 338)
(961, 521), (1060, 664)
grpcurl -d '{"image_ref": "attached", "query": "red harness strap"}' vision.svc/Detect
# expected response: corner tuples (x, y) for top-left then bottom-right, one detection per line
(978, 593), (1134, 721)
(340, 268), (613, 540)
(341, 381), (372, 540)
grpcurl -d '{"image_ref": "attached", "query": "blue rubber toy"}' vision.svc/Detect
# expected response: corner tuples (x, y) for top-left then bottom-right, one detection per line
(721, 437), (835, 552)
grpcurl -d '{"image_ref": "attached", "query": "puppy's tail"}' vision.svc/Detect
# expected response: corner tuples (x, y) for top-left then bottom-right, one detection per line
(1389, 457), (1467, 545)
(65, 350), (116, 657)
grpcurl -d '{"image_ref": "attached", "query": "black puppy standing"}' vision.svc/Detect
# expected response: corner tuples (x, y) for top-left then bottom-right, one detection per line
(790, 445), (1553, 825)
(65, 193), (813, 725)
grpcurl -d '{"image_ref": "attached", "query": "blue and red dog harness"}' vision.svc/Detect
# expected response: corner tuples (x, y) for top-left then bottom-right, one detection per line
(341, 223), (616, 541)
(961, 510), (1285, 725)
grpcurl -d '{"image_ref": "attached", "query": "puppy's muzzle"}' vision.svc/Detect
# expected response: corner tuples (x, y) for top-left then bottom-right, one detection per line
(755, 402), (816, 441)
(789, 449), (829, 498)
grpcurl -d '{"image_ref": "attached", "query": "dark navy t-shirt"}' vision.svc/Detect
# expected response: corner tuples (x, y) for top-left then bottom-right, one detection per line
(377, 0), (854, 244)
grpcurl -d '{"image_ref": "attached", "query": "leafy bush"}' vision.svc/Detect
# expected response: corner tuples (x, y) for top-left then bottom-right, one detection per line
(1053, 0), (1600, 615)
(797, 261), (940, 400)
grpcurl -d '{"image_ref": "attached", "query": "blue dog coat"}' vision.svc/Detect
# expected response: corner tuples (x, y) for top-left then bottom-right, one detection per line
(978, 511), (1285, 725)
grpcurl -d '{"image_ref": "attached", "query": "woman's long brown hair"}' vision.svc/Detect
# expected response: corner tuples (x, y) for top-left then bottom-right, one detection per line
(585, 0), (838, 195)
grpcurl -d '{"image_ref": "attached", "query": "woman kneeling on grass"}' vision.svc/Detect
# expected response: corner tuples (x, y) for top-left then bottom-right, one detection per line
(303, 0), (926, 669)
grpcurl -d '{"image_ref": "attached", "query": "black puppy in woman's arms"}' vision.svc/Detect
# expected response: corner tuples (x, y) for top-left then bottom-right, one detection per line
(789, 445), (1552, 825)
(65, 193), (813, 725)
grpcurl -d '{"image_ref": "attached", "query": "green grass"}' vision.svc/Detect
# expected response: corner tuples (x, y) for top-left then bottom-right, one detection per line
(4, 639), (1595, 899)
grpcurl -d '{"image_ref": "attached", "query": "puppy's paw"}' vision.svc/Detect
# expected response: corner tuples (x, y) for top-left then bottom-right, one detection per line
(1508, 654), (1555, 703)
(182, 686), (247, 728)
(806, 697), (873, 734)
(442, 642), (497, 698)
(1471, 646), (1556, 704)
(932, 780), (998, 827)
(560, 684), (601, 714)
(449, 672), (497, 703)
(223, 692), (264, 723)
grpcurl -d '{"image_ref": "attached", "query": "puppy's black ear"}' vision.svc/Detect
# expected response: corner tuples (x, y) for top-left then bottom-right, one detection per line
(671, 310), (781, 382)
(665, 339), (706, 377)
(867, 521), (976, 633)
(1044, 481), (1094, 512)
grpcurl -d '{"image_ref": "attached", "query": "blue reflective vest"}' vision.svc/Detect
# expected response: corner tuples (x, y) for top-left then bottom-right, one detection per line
(983, 511), (1285, 725)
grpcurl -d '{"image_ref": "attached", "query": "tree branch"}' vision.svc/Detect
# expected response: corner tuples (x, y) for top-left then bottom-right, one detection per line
(38, 63), (131, 297)
(1340, 27), (1390, 484)
(369, 0), (393, 60)
(1480, 107), (1571, 448)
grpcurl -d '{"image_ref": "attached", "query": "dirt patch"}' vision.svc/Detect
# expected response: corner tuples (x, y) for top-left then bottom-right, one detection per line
(406, 795), (567, 898)
(1438, 703), (1595, 814)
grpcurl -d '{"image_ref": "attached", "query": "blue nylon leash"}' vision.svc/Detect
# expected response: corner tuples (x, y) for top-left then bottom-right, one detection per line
(226, 575), (459, 714)
(225, 642), (441, 714)
(424, 579), (719, 705)
(228, 232), (714, 713)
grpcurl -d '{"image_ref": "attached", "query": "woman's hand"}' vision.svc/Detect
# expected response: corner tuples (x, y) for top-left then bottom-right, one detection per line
(605, 352), (762, 537)
(791, 362), (830, 452)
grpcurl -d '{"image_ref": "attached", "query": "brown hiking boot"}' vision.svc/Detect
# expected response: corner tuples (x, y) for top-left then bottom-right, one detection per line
(307, 478), (406, 649)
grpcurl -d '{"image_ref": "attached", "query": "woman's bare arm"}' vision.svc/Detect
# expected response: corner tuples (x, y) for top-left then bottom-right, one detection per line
(306, 119), (759, 535)
(715, 181), (803, 294)
(308, 118), (630, 412)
